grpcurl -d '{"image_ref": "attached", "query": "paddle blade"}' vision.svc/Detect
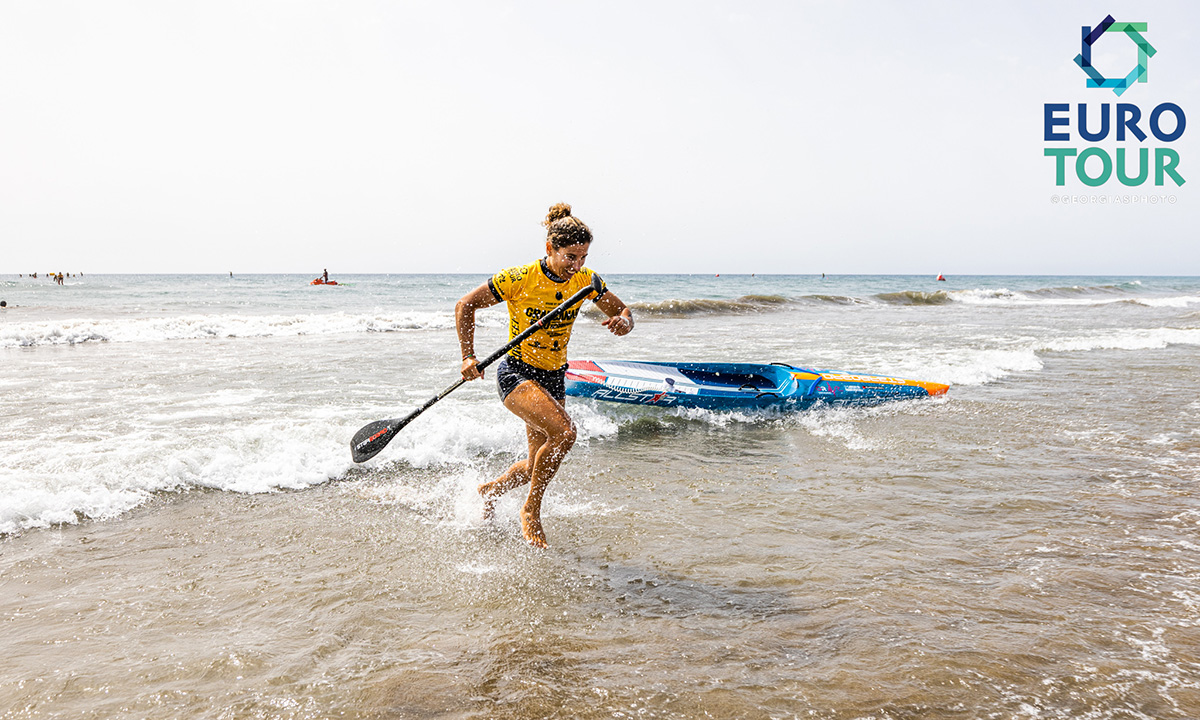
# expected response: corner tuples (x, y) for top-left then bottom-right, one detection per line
(350, 418), (399, 463)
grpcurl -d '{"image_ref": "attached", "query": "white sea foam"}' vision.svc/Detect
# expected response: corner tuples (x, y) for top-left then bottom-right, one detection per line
(0, 394), (616, 537)
(950, 288), (1025, 304)
(796, 406), (879, 451)
(0, 310), (505, 348)
(1129, 295), (1200, 308)
(457, 562), (503, 575)
(165, 422), (350, 494)
(836, 326), (1200, 389)
(0, 414), (357, 535)
(0, 476), (151, 535)
(352, 397), (622, 473)
(378, 405), (527, 469)
(1040, 327), (1200, 353)
(672, 406), (775, 426)
(946, 287), (1200, 308)
(844, 346), (1043, 388)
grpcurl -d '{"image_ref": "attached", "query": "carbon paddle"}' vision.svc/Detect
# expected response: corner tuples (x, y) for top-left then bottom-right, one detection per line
(350, 273), (603, 463)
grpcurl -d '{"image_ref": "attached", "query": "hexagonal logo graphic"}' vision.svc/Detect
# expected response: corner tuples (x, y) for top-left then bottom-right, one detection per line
(1073, 14), (1156, 97)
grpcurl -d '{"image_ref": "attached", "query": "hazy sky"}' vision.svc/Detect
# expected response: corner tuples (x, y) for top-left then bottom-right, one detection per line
(2, 1), (1197, 275)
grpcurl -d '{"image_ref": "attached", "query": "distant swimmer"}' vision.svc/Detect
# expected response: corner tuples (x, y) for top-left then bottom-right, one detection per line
(1, 300), (7, 308)
(457, 202), (634, 549)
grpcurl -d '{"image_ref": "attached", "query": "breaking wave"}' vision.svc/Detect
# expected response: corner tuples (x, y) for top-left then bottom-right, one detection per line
(875, 291), (954, 306)
(620, 295), (792, 317)
(0, 310), (481, 348)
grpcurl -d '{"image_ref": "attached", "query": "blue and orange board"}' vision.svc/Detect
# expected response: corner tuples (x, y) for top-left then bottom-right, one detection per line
(565, 360), (948, 411)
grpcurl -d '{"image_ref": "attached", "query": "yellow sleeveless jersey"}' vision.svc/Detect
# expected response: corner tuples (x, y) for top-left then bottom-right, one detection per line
(488, 259), (608, 371)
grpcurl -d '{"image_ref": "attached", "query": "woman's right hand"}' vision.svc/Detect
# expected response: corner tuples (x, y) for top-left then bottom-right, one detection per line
(456, 283), (499, 382)
(461, 357), (483, 380)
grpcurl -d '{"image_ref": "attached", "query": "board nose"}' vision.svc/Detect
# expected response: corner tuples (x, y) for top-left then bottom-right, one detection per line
(915, 380), (950, 396)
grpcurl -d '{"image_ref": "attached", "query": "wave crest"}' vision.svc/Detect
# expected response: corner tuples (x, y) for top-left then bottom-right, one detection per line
(621, 294), (791, 317)
(1025, 283), (1134, 298)
(799, 294), (867, 305)
(875, 291), (953, 306)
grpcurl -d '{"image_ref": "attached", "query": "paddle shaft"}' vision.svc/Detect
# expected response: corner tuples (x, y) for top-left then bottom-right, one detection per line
(350, 274), (602, 462)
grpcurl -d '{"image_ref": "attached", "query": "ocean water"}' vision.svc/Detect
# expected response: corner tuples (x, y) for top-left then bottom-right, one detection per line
(2, 272), (1199, 719)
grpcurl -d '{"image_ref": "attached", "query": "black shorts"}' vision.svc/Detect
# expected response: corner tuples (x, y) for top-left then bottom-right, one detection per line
(496, 355), (567, 403)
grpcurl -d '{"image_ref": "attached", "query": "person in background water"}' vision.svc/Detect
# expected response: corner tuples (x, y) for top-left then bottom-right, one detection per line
(455, 203), (634, 548)
(323, 269), (329, 283)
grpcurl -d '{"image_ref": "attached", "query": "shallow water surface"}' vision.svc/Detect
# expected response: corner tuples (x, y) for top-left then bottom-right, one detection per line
(2, 274), (1199, 718)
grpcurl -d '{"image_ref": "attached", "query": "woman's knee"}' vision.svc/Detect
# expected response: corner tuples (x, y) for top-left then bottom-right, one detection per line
(542, 419), (576, 453)
(558, 421), (577, 448)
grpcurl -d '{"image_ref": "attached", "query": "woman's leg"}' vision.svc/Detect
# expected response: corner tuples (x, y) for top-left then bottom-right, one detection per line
(478, 424), (546, 519)
(498, 380), (576, 547)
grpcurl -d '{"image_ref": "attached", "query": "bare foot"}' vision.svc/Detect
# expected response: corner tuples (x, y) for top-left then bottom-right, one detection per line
(520, 508), (548, 549)
(478, 485), (498, 521)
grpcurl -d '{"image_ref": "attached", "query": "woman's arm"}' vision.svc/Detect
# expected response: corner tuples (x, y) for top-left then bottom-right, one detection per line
(595, 290), (634, 336)
(456, 283), (501, 379)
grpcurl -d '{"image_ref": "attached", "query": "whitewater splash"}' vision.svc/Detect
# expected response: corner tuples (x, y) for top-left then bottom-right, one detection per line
(0, 392), (623, 537)
(0, 310), (511, 348)
(0, 416), (352, 535)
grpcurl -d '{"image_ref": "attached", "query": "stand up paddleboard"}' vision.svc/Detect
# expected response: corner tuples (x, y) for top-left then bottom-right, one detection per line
(565, 360), (948, 411)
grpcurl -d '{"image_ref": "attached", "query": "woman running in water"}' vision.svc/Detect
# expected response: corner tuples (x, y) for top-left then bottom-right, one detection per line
(455, 203), (634, 548)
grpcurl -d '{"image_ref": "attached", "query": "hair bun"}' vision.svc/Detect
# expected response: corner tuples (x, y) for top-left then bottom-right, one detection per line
(544, 203), (572, 227)
(542, 202), (593, 247)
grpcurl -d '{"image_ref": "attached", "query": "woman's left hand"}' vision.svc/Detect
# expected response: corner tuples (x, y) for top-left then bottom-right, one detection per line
(602, 313), (633, 336)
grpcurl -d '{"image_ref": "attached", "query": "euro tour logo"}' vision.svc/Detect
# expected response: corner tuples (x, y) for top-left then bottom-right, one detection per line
(1044, 15), (1186, 189)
